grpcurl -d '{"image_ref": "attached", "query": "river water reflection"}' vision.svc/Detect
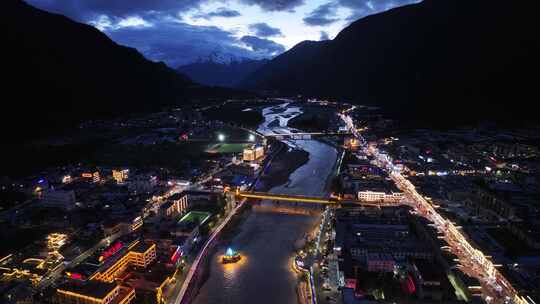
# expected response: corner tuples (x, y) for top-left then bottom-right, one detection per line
(192, 103), (338, 304)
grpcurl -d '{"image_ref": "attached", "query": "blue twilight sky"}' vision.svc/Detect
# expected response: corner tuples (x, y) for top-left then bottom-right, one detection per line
(26, 0), (420, 67)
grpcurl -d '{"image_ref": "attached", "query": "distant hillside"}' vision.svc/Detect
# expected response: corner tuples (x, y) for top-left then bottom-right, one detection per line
(243, 0), (540, 126)
(1, 0), (247, 143)
(177, 58), (269, 88)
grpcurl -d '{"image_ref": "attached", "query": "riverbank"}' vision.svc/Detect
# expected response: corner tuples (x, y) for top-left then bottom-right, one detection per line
(191, 102), (338, 304)
(256, 147), (309, 191)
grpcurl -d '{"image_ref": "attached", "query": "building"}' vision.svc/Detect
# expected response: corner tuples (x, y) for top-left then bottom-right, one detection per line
(130, 216), (143, 232)
(128, 175), (157, 193)
(41, 189), (76, 210)
(102, 222), (129, 237)
(81, 171), (101, 183)
(357, 190), (403, 203)
(347, 164), (382, 180)
(344, 137), (360, 150)
(243, 145), (264, 161)
(469, 189), (515, 219)
(62, 175), (72, 184)
(102, 216), (143, 237)
(366, 253), (395, 272)
(173, 211), (211, 253)
(159, 193), (188, 218)
(112, 169), (129, 184)
(230, 163), (260, 176)
(53, 281), (135, 304)
(89, 241), (157, 283)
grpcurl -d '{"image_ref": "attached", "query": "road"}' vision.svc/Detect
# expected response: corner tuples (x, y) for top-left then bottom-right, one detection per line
(340, 111), (529, 304)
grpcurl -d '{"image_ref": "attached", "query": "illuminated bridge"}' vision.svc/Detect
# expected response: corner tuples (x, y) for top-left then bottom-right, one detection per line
(235, 191), (401, 207)
(265, 132), (352, 140)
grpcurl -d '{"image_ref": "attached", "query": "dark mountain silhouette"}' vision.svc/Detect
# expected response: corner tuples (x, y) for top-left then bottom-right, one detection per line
(243, 0), (540, 126)
(177, 58), (269, 88)
(2, 0), (248, 143)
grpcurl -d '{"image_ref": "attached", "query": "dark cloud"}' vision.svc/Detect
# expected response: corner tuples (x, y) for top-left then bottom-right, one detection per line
(303, 2), (340, 26)
(25, 0), (204, 21)
(107, 21), (281, 67)
(337, 0), (421, 21)
(320, 31), (330, 40)
(193, 7), (241, 20)
(248, 22), (282, 37)
(240, 36), (285, 55)
(24, 0), (283, 66)
(239, 0), (304, 12)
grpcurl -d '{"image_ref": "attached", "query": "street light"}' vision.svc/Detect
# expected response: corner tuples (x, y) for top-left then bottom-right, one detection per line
(218, 134), (225, 142)
(249, 134), (255, 142)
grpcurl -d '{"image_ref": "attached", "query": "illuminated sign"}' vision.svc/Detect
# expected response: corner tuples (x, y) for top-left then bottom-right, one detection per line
(66, 272), (83, 280)
(82, 173), (93, 178)
(71, 273), (83, 280)
(99, 242), (123, 262)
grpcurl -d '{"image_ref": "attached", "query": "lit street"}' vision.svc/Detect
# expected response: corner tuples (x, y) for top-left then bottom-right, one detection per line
(341, 112), (529, 304)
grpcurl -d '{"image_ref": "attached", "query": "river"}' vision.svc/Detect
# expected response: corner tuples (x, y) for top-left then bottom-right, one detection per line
(192, 103), (338, 304)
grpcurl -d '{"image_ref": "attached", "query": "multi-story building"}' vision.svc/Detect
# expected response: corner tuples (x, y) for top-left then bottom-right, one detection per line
(357, 190), (404, 203)
(159, 193), (188, 218)
(112, 169), (129, 184)
(366, 253), (395, 272)
(128, 175), (157, 193)
(102, 216), (143, 237)
(243, 145), (264, 162)
(90, 241), (157, 283)
(469, 189), (515, 219)
(54, 281), (135, 304)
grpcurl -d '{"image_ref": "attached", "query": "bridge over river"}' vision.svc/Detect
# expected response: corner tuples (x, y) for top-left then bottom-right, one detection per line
(235, 190), (402, 207)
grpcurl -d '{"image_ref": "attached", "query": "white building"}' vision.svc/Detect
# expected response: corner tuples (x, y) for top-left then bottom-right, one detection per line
(243, 145), (264, 161)
(357, 191), (404, 203)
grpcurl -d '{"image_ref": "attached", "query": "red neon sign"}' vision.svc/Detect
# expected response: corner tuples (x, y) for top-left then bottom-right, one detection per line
(100, 242), (123, 262)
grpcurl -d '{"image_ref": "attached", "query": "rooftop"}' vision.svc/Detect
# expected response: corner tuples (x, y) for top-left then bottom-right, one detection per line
(57, 280), (117, 299)
(131, 241), (155, 254)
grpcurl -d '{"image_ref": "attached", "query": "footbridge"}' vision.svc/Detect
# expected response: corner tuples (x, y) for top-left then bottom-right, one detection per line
(235, 190), (401, 207)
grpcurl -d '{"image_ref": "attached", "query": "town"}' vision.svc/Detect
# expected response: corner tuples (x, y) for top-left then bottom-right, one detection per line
(1, 98), (539, 304)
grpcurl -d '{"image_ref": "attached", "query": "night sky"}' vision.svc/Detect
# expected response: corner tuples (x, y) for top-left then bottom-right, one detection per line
(26, 0), (419, 66)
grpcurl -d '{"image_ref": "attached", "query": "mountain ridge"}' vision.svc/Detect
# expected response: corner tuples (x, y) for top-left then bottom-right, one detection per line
(2, 0), (248, 142)
(177, 58), (269, 88)
(242, 0), (540, 126)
